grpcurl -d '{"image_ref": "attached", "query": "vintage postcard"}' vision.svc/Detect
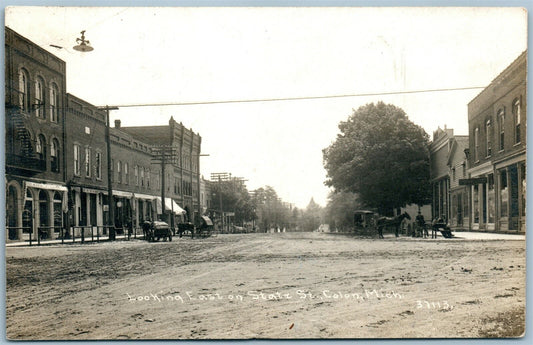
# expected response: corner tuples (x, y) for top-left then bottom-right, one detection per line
(4, 6), (527, 339)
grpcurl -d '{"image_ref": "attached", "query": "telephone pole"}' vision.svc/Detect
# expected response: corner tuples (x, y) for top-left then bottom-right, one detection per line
(151, 145), (177, 224)
(99, 105), (119, 240)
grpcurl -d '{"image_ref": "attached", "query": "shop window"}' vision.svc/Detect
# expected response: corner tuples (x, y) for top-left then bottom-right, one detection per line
(487, 174), (495, 224)
(500, 170), (508, 217)
(473, 184), (479, 224)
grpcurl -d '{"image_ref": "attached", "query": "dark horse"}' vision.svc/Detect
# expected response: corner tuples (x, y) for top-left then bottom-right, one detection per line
(376, 212), (411, 239)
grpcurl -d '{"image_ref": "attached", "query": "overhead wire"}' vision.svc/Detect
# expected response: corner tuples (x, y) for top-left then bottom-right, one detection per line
(103, 86), (487, 108)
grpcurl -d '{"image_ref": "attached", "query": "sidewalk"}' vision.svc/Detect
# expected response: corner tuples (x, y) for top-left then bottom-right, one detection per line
(5, 234), (143, 247)
(450, 231), (525, 241)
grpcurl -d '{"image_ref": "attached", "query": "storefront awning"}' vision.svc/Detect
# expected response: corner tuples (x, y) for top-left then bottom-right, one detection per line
(134, 193), (157, 200)
(23, 181), (68, 212)
(155, 197), (186, 215)
(112, 190), (134, 198)
(25, 181), (67, 192)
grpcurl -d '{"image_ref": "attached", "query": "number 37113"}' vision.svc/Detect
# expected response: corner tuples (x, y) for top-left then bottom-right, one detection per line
(416, 301), (453, 310)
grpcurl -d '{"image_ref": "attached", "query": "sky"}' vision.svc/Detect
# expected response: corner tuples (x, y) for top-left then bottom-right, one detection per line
(4, 6), (527, 208)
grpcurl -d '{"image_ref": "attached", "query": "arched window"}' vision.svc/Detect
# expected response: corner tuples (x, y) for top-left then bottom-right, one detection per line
(18, 69), (30, 111)
(35, 77), (46, 118)
(51, 138), (60, 172)
(50, 83), (59, 122)
(513, 98), (521, 144)
(36, 134), (46, 163)
(486, 119), (492, 157)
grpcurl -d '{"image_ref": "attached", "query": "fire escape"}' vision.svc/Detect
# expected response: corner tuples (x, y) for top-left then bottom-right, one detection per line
(5, 88), (46, 175)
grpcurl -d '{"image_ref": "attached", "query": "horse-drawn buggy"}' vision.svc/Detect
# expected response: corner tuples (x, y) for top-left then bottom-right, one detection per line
(353, 210), (411, 238)
(176, 216), (214, 239)
(196, 216), (214, 238)
(353, 210), (377, 236)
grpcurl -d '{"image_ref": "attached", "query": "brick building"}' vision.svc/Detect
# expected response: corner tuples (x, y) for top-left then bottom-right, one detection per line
(119, 116), (202, 225)
(429, 127), (454, 223)
(5, 28), (205, 241)
(467, 51), (526, 233)
(5, 27), (68, 241)
(64, 94), (108, 235)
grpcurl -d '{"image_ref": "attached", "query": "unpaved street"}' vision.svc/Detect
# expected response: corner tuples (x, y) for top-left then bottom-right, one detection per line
(5, 232), (525, 339)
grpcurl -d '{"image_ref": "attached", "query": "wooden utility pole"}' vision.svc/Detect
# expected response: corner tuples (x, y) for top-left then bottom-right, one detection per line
(99, 105), (119, 240)
(151, 145), (177, 224)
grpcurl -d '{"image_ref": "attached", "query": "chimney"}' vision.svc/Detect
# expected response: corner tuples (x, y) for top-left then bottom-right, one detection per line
(114, 119), (121, 128)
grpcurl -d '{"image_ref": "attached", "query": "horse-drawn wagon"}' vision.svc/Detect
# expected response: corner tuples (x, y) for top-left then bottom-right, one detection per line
(353, 210), (377, 236)
(144, 221), (173, 242)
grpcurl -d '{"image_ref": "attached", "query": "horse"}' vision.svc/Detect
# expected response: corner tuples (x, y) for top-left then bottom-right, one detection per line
(376, 212), (411, 239)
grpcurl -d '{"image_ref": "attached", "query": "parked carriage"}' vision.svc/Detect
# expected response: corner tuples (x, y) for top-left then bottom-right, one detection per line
(197, 216), (214, 238)
(353, 210), (377, 236)
(145, 221), (173, 242)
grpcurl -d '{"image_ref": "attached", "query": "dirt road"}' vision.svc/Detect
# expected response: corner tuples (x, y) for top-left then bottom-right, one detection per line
(5, 232), (525, 339)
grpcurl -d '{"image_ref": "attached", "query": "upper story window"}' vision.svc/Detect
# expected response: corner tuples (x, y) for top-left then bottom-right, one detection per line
(110, 159), (114, 182)
(124, 162), (129, 184)
(18, 69), (30, 112)
(117, 161), (122, 183)
(95, 152), (102, 180)
(141, 167), (145, 187)
(486, 119), (492, 157)
(85, 147), (91, 178)
(498, 109), (505, 151)
(50, 83), (59, 123)
(147, 169), (151, 189)
(73, 144), (81, 176)
(35, 77), (46, 118)
(134, 165), (139, 186)
(51, 138), (60, 173)
(513, 98), (521, 144)
(36, 134), (46, 162)
(474, 127), (479, 162)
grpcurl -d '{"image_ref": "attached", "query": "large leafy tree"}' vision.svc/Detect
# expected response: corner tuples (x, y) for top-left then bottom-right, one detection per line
(323, 102), (431, 215)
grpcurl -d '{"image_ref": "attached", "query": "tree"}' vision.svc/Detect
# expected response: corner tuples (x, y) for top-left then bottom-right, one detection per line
(251, 186), (291, 231)
(211, 178), (255, 225)
(300, 198), (323, 231)
(324, 191), (361, 231)
(323, 102), (431, 215)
